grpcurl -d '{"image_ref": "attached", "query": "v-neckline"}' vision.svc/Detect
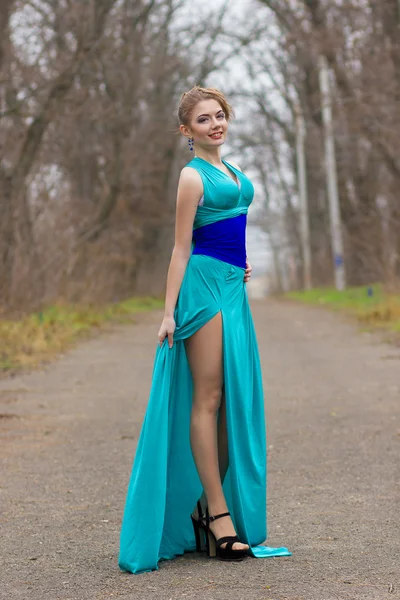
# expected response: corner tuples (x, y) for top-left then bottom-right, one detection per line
(195, 156), (240, 188)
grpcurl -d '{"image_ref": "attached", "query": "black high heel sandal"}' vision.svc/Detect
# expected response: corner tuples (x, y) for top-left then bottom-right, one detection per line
(190, 500), (207, 552)
(204, 507), (248, 561)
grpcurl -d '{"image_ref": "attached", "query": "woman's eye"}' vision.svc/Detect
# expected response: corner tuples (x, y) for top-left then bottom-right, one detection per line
(198, 117), (207, 123)
(217, 113), (225, 119)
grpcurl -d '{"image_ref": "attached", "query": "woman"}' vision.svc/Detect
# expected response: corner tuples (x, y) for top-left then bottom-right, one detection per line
(119, 87), (290, 574)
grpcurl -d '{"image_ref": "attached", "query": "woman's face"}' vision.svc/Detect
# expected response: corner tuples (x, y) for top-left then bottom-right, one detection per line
(182, 99), (228, 150)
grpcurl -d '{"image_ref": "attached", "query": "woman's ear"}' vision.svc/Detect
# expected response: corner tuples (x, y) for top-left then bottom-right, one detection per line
(180, 124), (191, 138)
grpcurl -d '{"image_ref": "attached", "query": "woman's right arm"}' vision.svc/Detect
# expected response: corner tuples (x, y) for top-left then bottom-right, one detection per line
(158, 167), (203, 348)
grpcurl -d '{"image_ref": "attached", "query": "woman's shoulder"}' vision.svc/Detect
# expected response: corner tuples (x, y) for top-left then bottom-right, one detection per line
(180, 163), (202, 180)
(178, 163), (203, 195)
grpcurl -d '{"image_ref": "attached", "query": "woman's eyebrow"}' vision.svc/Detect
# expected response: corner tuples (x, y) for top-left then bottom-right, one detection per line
(197, 110), (224, 119)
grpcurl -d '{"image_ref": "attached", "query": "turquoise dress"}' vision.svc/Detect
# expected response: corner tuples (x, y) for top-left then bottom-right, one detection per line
(118, 157), (291, 574)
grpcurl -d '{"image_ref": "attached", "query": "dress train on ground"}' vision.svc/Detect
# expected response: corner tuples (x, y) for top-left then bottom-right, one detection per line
(118, 255), (291, 574)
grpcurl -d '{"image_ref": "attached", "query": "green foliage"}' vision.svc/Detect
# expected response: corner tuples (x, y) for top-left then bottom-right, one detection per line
(0, 297), (163, 374)
(286, 285), (400, 331)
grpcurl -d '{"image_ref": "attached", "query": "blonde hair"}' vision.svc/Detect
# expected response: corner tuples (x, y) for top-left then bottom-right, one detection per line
(177, 86), (234, 126)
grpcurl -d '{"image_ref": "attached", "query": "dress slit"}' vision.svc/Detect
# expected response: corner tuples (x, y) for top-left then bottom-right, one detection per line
(118, 247), (291, 575)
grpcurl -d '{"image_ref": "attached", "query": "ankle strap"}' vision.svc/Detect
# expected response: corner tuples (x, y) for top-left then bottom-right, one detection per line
(208, 511), (230, 522)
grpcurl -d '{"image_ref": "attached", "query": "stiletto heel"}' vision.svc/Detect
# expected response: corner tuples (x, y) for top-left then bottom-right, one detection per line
(190, 500), (206, 552)
(204, 508), (248, 561)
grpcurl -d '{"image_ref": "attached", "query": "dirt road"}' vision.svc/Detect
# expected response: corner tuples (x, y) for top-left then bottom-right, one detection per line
(1, 300), (399, 600)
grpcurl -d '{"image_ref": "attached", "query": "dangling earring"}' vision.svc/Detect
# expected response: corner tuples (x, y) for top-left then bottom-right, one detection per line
(188, 137), (194, 152)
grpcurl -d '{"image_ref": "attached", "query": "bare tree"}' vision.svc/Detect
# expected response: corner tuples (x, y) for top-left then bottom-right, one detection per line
(0, 0), (244, 312)
(231, 0), (400, 290)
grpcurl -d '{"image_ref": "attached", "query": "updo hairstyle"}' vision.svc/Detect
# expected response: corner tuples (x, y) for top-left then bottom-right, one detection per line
(177, 86), (234, 126)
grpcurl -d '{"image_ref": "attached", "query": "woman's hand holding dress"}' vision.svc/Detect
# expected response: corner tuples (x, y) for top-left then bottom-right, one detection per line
(158, 316), (176, 349)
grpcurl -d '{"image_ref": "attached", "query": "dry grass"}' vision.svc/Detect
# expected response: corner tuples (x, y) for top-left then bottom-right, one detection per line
(357, 296), (400, 330)
(0, 297), (163, 374)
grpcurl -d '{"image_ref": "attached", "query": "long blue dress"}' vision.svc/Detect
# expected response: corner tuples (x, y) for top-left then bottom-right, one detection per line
(118, 157), (291, 574)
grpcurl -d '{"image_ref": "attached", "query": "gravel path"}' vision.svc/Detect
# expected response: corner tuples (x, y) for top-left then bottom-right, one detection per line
(1, 300), (399, 600)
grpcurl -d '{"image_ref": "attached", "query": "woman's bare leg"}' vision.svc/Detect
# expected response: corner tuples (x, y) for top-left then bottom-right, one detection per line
(197, 389), (228, 513)
(185, 313), (248, 551)
(217, 389), (229, 482)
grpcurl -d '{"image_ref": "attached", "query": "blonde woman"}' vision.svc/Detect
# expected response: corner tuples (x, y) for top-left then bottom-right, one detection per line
(119, 87), (290, 573)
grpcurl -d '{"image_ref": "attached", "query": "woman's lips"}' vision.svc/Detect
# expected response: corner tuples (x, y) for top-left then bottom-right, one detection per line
(209, 132), (223, 139)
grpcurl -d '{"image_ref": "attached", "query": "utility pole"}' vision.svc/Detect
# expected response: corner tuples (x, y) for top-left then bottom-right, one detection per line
(295, 103), (312, 290)
(318, 55), (346, 291)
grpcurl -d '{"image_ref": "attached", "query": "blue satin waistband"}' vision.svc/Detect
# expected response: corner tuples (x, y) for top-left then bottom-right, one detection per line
(192, 214), (247, 269)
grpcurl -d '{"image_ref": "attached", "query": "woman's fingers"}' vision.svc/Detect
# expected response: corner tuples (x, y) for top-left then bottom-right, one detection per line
(158, 317), (176, 347)
(158, 329), (166, 346)
(158, 328), (174, 348)
(167, 331), (174, 348)
(244, 262), (252, 283)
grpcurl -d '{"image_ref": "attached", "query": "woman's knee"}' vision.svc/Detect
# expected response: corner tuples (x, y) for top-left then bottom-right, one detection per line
(192, 383), (223, 414)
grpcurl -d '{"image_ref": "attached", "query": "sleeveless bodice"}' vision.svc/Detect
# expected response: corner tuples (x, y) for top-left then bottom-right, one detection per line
(186, 157), (255, 268)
